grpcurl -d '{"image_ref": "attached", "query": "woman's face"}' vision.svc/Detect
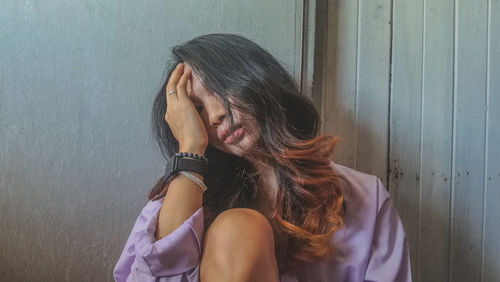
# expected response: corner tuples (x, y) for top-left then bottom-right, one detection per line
(185, 67), (260, 156)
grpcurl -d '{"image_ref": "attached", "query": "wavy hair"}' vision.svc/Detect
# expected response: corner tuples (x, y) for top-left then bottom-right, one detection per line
(148, 33), (346, 272)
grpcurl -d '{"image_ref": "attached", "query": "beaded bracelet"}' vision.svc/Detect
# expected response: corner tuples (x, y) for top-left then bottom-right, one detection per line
(174, 152), (208, 163)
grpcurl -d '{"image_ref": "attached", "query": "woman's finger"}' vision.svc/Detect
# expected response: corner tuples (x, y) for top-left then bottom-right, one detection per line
(166, 88), (178, 103)
(176, 67), (191, 101)
(166, 63), (184, 102)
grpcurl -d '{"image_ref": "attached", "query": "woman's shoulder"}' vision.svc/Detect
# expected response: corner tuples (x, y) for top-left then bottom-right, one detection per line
(298, 164), (410, 281)
(330, 161), (390, 214)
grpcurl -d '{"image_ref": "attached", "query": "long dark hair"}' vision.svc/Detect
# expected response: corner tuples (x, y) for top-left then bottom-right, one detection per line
(149, 33), (345, 272)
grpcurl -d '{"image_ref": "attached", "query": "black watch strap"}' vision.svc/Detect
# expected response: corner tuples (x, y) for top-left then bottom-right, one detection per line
(164, 153), (208, 183)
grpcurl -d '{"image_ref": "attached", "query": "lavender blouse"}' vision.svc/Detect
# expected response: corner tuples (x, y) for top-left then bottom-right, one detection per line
(114, 163), (412, 282)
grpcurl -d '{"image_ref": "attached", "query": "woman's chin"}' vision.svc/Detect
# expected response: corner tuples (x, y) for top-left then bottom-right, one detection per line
(219, 143), (246, 156)
(217, 137), (252, 156)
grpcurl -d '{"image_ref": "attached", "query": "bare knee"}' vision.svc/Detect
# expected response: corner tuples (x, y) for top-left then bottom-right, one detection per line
(200, 208), (277, 280)
(202, 208), (275, 253)
(213, 208), (273, 233)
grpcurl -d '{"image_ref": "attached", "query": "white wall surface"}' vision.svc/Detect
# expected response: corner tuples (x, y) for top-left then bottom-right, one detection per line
(0, 1), (304, 281)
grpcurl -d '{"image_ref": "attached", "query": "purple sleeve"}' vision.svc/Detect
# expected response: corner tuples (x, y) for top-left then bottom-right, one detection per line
(113, 198), (204, 282)
(364, 182), (412, 282)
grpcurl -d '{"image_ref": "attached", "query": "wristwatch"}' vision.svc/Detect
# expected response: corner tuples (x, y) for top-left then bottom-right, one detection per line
(164, 152), (208, 183)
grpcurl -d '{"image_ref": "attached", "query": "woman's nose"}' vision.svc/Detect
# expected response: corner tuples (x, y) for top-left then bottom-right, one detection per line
(207, 104), (226, 126)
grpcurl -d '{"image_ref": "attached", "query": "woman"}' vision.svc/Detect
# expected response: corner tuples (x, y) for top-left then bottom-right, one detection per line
(113, 33), (411, 282)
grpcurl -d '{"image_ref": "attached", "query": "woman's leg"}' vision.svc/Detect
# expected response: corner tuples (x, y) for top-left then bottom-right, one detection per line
(200, 208), (280, 282)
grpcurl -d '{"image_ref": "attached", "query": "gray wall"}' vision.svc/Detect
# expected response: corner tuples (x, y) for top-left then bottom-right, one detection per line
(0, 1), (304, 281)
(322, 0), (499, 281)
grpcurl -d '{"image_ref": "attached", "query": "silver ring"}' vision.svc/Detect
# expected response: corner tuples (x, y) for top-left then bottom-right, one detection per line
(167, 90), (177, 95)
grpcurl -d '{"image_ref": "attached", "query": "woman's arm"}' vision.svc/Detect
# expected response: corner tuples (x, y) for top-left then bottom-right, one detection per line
(113, 196), (205, 281)
(364, 178), (412, 282)
(114, 63), (209, 281)
(155, 150), (204, 240)
(156, 62), (209, 239)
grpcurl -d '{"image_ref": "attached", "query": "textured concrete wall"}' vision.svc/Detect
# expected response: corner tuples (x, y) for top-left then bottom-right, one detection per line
(0, 1), (303, 281)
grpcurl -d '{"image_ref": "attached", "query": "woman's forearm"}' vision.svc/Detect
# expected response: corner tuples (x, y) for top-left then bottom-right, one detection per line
(155, 148), (206, 240)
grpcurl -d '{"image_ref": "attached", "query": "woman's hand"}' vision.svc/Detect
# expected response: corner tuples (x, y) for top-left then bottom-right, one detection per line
(165, 63), (208, 155)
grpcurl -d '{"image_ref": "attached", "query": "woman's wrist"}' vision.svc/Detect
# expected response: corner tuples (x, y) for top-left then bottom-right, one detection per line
(178, 145), (206, 156)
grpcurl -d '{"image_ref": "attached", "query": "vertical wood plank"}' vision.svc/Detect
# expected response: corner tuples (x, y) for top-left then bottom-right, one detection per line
(323, 0), (359, 168)
(389, 0), (423, 279)
(418, 0), (454, 281)
(311, 0), (328, 113)
(300, 0), (315, 100)
(356, 0), (391, 185)
(483, 1), (500, 281)
(451, 0), (488, 281)
(295, 0), (305, 86)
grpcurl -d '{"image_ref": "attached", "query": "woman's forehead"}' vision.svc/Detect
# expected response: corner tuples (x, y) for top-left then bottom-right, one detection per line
(188, 70), (211, 99)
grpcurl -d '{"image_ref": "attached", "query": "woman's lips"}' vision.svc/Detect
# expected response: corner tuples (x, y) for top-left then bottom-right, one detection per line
(223, 126), (245, 144)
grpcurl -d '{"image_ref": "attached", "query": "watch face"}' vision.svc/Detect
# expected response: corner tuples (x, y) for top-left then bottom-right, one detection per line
(164, 155), (179, 182)
(165, 154), (208, 183)
(171, 155), (179, 172)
